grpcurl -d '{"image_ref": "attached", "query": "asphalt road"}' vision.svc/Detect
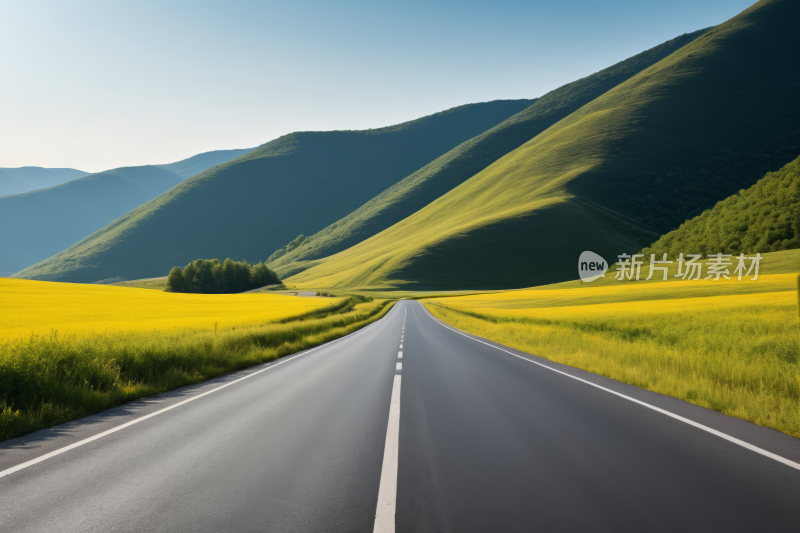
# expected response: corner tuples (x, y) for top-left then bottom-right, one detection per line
(2, 300), (800, 532)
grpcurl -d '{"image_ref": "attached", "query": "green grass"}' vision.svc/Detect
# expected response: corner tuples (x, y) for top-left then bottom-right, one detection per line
(269, 28), (709, 278)
(15, 100), (532, 284)
(110, 277), (168, 290)
(285, 0), (800, 291)
(424, 272), (800, 437)
(0, 297), (394, 442)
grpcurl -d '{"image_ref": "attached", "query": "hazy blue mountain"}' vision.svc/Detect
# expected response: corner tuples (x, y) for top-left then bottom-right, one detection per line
(0, 149), (255, 277)
(157, 148), (254, 179)
(0, 167), (89, 196)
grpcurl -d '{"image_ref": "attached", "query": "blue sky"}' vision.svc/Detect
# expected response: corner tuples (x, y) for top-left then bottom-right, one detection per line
(0, 0), (754, 172)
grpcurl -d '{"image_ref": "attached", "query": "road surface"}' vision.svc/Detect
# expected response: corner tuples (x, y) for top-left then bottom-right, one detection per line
(2, 300), (800, 532)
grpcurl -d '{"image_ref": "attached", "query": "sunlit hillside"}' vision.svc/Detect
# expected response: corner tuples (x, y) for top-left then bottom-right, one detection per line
(268, 28), (709, 277)
(285, 0), (800, 290)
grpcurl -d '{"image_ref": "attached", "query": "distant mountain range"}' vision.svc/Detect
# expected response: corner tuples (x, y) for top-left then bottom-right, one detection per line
(0, 167), (89, 196)
(14, 101), (532, 283)
(0, 149), (253, 277)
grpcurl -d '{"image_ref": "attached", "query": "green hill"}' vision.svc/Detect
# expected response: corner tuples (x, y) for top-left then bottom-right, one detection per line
(0, 149), (254, 277)
(268, 29), (710, 276)
(14, 100), (532, 282)
(642, 155), (800, 258)
(283, 0), (800, 291)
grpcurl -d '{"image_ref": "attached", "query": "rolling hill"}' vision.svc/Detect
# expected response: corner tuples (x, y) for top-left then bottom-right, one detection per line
(0, 149), (254, 277)
(267, 28), (710, 276)
(281, 0), (800, 291)
(642, 155), (800, 258)
(13, 100), (533, 282)
(0, 167), (89, 196)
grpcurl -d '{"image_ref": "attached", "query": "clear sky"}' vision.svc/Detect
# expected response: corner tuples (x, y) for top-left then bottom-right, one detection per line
(0, 0), (754, 172)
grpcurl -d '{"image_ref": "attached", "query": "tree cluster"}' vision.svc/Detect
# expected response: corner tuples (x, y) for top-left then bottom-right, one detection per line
(166, 258), (281, 294)
(642, 155), (800, 258)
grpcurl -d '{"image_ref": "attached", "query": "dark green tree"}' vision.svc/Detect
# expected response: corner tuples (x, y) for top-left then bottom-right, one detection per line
(251, 262), (281, 287)
(166, 266), (185, 292)
(182, 262), (198, 292)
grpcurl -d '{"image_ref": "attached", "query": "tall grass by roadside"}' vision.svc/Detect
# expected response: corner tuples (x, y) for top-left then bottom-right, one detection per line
(0, 297), (393, 442)
(425, 292), (800, 437)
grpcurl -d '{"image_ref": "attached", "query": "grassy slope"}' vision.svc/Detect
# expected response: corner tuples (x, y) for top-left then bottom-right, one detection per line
(0, 149), (255, 277)
(424, 255), (800, 436)
(642, 155), (800, 257)
(16, 100), (532, 283)
(286, 0), (800, 291)
(109, 277), (169, 290)
(270, 29), (709, 277)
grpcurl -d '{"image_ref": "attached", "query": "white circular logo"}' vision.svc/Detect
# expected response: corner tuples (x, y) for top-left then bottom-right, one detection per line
(578, 251), (608, 282)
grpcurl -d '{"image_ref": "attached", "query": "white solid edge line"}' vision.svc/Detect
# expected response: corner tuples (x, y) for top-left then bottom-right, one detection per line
(0, 305), (399, 480)
(421, 304), (800, 472)
(374, 374), (402, 533)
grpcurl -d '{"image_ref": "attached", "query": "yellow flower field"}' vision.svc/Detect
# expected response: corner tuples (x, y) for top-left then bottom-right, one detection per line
(438, 273), (797, 312)
(0, 278), (334, 340)
(0, 280), (392, 442)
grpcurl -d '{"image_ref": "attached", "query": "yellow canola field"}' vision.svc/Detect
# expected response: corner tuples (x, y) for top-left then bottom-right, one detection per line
(437, 273), (797, 313)
(0, 278), (334, 340)
(442, 290), (793, 320)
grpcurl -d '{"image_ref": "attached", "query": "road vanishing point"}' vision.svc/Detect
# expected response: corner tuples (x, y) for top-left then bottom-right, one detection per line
(2, 301), (799, 532)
